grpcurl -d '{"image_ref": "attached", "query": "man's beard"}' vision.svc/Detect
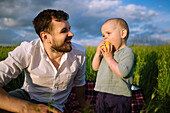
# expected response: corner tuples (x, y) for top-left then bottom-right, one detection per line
(51, 43), (72, 52)
(51, 36), (73, 52)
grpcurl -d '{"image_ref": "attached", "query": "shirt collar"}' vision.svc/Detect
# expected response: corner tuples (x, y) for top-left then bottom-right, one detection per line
(60, 52), (68, 65)
(40, 40), (46, 54)
(40, 39), (68, 64)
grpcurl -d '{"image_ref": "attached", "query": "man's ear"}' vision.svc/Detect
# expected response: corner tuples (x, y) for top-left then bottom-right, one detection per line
(121, 28), (127, 39)
(40, 32), (50, 43)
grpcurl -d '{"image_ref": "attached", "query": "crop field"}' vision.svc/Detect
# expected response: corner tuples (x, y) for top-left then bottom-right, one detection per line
(0, 45), (170, 113)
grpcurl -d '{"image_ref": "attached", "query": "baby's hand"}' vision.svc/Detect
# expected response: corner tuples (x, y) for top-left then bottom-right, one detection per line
(101, 41), (111, 52)
(96, 41), (105, 55)
(101, 41), (113, 60)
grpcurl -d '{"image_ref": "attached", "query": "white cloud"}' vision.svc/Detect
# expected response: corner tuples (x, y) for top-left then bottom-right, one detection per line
(131, 28), (142, 32)
(148, 10), (159, 16)
(72, 36), (103, 46)
(113, 4), (159, 22)
(3, 16), (32, 28)
(88, 0), (122, 10)
(3, 18), (19, 27)
(124, 4), (146, 11)
(52, 0), (88, 14)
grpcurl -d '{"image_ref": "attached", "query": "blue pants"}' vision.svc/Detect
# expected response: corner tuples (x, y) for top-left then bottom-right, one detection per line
(8, 89), (55, 107)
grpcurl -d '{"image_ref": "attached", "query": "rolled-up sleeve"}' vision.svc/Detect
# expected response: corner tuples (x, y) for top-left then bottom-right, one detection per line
(0, 43), (29, 87)
(118, 50), (134, 78)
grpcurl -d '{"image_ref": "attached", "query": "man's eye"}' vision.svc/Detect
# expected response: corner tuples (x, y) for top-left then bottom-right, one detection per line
(61, 28), (68, 33)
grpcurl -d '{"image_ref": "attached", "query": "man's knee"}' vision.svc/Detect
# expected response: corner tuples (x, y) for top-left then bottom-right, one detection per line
(8, 89), (30, 101)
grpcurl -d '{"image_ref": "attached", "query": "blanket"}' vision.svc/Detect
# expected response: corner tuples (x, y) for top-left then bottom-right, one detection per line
(65, 82), (145, 113)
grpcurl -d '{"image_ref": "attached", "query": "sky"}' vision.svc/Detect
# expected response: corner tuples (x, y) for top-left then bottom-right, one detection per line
(0, 0), (170, 46)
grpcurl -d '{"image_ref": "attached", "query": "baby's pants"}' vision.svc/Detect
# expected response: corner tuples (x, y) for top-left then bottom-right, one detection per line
(95, 92), (132, 113)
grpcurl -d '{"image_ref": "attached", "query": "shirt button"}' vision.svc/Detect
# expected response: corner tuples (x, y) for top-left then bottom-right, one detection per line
(54, 85), (57, 89)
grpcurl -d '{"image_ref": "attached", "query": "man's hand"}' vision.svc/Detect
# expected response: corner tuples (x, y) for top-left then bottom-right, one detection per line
(74, 86), (95, 113)
(80, 100), (94, 113)
(0, 87), (62, 113)
(22, 102), (62, 113)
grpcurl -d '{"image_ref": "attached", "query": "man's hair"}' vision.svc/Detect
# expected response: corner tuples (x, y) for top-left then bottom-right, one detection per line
(32, 9), (69, 38)
(105, 18), (129, 41)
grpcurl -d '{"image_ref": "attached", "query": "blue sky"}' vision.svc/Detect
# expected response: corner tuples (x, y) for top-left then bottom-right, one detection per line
(0, 0), (170, 46)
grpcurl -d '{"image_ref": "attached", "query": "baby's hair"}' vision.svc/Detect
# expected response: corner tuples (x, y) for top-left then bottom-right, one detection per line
(105, 18), (129, 41)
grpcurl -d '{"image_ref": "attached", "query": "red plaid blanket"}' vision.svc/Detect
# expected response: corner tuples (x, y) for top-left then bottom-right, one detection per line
(65, 82), (145, 113)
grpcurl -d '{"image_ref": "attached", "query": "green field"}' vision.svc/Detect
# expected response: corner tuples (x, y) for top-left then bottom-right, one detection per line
(0, 45), (170, 113)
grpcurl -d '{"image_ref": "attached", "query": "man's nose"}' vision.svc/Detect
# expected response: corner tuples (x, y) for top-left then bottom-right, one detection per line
(68, 31), (74, 37)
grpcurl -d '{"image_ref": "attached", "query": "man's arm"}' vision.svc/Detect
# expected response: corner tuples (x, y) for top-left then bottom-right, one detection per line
(0, 87), (29, 112)
(0, 44), (32, 112)
(0, 87), (61, 113)
(74, 85), (90, 112)
(74, 85), (86, 107)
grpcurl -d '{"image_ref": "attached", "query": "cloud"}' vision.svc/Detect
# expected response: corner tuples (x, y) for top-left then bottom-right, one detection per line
(86, 0), (122, 16)
(0, 0), (169, 46)
(163, 28), (170, 33)
(0, 0), (30, 18)
(112, 4), (159, 23)
(0, 28), (19, 44)
(0, 0), (35, 28)
(73, 36), (103, 46)
(70, 2), (161, 45)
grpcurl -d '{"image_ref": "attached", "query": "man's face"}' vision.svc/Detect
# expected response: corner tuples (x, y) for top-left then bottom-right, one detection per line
(49, 19), (74, 52)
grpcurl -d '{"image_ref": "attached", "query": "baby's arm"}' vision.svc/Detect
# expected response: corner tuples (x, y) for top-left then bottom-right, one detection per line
(102, 46), (134, 78)
(101, 44), (123, 78)
(105, 57), (123, 78)
(92, 41), (105, 71)
(92, 52), (101, 71)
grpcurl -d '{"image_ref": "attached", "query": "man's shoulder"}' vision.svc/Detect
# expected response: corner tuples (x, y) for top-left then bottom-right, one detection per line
(71, 42), (86, 53)
(21, 38), (40, 46)
(20, 38), (41, 53)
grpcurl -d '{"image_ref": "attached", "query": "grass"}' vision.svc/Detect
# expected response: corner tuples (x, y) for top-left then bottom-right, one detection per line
(0, 45), (170, 113)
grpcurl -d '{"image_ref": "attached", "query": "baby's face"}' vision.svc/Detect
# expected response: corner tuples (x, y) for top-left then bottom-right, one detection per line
(101, 20), (124, 50)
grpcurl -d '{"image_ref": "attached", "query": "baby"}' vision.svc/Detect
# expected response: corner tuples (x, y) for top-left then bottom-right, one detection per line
(92, 18), (134, 113)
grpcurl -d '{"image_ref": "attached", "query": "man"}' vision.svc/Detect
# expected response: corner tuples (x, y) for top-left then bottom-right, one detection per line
(0, 9), (88, 113)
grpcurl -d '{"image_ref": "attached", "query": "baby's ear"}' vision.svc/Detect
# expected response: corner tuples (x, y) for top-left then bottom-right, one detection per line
(121, 28), (127, 39)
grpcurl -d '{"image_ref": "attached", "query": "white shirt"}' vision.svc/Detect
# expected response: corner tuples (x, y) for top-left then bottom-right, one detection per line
(0, 38), (86, 112)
